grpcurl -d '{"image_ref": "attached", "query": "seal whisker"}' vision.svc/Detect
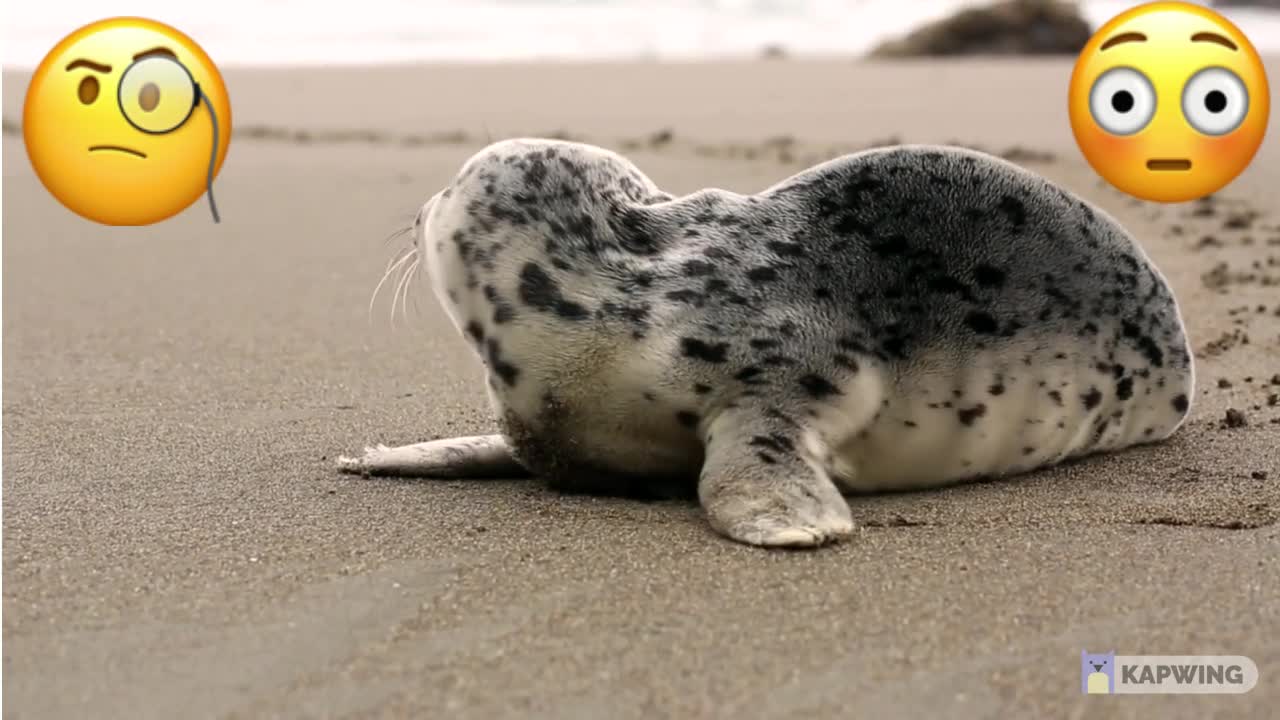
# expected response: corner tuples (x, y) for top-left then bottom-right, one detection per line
(392, 259), (410, 324)
(368, 247), (417, 322)
(399, 257), (422, 322)
(381, 243), (414, 276)
(390, 251), (418, 328)
(382, 224), (413, 248)
(389, 262), (409, 328)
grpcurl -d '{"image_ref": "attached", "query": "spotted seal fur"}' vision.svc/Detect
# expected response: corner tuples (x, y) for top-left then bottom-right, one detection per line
(339, 139), (1195, 548)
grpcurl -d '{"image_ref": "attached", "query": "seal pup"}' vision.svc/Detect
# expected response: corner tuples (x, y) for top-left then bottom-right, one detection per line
(339, 139), (1194, 548)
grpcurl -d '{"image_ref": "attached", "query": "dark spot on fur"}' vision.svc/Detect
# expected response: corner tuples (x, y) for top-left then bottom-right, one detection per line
(869, 234), (909, 257)
(757, 452), (777, 464)
(485, 340), (520, 387)
(734, 366), (766, 384)
(491, 300), (515, 323)
(693, 383), (712, 395)
(880, 336), (907, 359)
(998, 195), (1026, 227)
(600, 301), (650, 324)
(612, 209), (661, 255)
(675, 411), (700, 428)
(798, 374), (840, 399)
(523, 157), (548, 187)
(833, 354), (860, 372)
(746, 266), (780, 283)
(680, 338), (730, 363)
(1048, 390), (1063, 406)
(957, 404), (987, 426)
(965, 311), (999, 335)
(749, 435), (792, 454)
(1116, 377), (1134, 401)
(1136, 335), (1164, 367)
(1092, 419), (1110, 443)
(767, 241), (805, 257)
(1172, 394), (1189, 413)
(665, 289), (705, 306)
(837, 336), (867, 353)
(518, 263), (588, 320)
(973, 264), (1006, 288)
(683, 260), (716, 277)
(464, 321), (485, 343)
(765, 407), (800, 427)
(703, 278), (730, 294)
(629, 271), (655, 288)
(988, 383), (1005, 396)
(927, 275), (973, 299)
(1082, 387), (1103, 410)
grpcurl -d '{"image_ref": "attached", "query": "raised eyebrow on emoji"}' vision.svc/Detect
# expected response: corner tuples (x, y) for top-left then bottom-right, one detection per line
(133, 46), (179, 61)
(1100, 32), (1146, 51)
(1191, 32), (1238, 51)
(65, 58), (111, 73)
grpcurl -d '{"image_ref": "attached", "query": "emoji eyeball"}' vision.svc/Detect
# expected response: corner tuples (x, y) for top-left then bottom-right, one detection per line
(1182, 67), (1249, 136)
(1089, 67), (1156, 136)
(77, 76), (99, 104)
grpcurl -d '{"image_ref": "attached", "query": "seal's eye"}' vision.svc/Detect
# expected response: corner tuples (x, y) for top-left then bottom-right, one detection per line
(77, 75), (99, 105)
(1182, 67), (1248, 136)
(1089, 67), (1156, 136)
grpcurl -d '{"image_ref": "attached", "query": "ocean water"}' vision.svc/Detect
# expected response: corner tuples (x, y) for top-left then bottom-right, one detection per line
(3, 0), (1280, 68)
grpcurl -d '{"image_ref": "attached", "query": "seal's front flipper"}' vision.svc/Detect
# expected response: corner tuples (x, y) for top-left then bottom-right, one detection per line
(697, 406), (854, 548)
(336, 434), (530, 478)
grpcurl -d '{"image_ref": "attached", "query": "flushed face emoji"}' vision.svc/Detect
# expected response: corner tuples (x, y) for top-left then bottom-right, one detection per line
(1068, 2), (1269, 203)
(23, 17), (232, 225)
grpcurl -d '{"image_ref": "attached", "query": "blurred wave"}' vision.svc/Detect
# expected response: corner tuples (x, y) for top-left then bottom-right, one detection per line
(3, 0), (1278, 67)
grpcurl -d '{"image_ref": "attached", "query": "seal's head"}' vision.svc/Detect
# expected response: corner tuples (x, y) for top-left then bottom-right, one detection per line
(413, 140), (681, 316)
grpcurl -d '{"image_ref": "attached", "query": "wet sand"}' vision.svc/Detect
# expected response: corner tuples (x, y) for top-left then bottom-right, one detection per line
(3, 59), (1279, 718)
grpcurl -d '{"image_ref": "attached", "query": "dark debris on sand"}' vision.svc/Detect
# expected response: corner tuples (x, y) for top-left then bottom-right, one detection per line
(869, 0), (1090, 58)
(863, 514), (930, 528)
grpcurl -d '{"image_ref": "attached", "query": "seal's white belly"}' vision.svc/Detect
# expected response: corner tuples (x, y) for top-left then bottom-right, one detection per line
(829, 348), (1190, 492)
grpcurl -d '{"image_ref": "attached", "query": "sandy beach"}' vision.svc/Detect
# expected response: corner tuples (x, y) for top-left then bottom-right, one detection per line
(3, 58), (1279, 718)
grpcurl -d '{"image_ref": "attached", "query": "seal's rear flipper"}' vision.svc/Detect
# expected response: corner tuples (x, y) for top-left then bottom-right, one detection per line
(336, 434), (530, 478)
